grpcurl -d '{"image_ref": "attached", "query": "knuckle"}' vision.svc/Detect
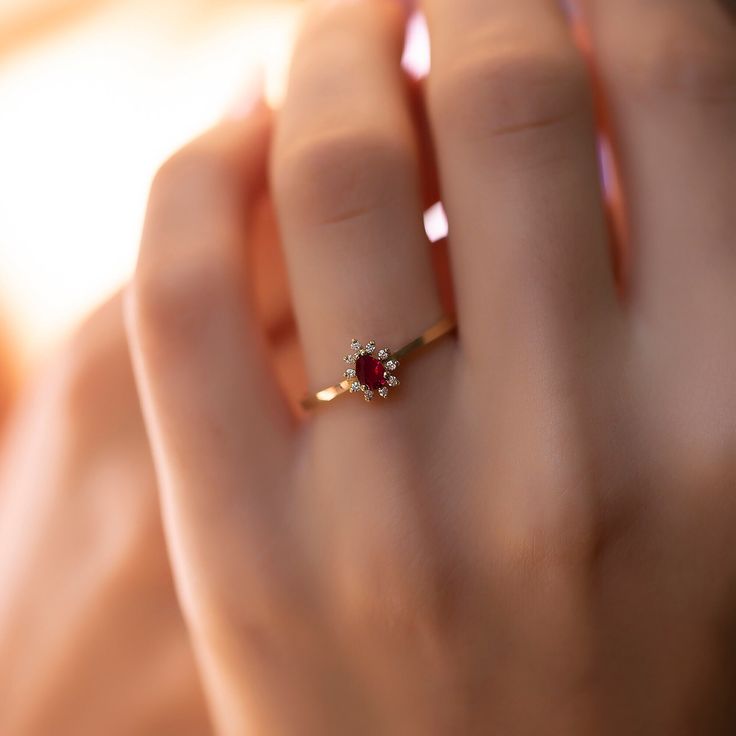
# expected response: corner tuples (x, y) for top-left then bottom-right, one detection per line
(615, 19), (736, 102)
(492, 509), (597, 579)
(150, 145), (233, 207)
(430, 39), (590, 142)
(273, 128), (415, 227)
(335, 537), (458, 642)
(134, 142), (246, 355)
(189, 566), (303, 656)
(130, 253), (236, 353)
(490, 455), (602, 576)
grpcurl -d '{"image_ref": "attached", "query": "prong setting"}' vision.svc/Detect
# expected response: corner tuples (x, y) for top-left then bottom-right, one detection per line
(345, 338), (401, 403)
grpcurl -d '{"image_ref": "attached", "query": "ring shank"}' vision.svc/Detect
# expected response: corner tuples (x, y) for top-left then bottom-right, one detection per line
(301, 316), (456, 411)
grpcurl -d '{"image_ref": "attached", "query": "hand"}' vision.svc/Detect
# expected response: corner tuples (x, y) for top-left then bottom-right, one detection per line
(127, 0), (736, 733)
(0, 295), (211, 735)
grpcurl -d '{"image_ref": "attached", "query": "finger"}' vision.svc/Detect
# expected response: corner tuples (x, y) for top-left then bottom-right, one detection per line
(421, 0), (619, 361)
(0, 292), (212, 735)
(272, 0), (444, 390)
(580, 0), (736, 327)
(126, 105), (294, 603)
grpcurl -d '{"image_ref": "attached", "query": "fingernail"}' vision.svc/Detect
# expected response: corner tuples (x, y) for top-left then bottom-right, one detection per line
(225, 68), (265, 120)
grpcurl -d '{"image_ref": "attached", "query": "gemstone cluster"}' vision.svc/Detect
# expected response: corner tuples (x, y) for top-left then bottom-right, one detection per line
(343, 339), (400, 402)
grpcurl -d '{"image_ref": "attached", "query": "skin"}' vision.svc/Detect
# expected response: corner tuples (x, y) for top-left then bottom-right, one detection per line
(0, 321), (14, 431)
(126, 0), (736, 733)
(717, 0), (736, 21)
(0, 296), (212, 735)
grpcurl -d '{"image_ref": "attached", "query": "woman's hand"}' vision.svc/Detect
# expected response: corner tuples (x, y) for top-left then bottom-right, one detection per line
(127, 0), (736, 733)
(0, 295), (211, 735)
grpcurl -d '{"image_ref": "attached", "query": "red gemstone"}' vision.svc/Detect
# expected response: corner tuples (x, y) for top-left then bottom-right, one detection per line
(355, 354), (387, 391)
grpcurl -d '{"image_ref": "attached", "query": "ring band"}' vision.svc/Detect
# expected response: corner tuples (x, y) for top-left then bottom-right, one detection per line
(301, 316), (456, 410)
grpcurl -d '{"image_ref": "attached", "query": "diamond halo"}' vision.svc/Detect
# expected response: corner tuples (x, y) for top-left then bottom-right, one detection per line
(343, 338), (400, 402)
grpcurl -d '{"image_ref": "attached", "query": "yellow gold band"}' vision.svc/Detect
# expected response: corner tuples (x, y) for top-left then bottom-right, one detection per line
(301, 316), (456, 411)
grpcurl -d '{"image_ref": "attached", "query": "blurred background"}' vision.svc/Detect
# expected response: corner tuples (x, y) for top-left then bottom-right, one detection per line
(0, 0), (302, 376)
(0, 0), (436, 387)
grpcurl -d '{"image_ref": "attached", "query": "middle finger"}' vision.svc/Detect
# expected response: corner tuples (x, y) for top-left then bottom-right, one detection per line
(423, 0), (619, 362)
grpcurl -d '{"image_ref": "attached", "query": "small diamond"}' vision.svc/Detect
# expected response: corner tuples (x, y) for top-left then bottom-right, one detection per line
(349, 381), (362, 393)
(364, 341), (376, 354)
(363, 389), (374, 402)
(378, 386), (389, 398)
(386, 375), (400, 387)
(351, 339), (362, 351)
(377, 348), (390, 360)
(344, 368), (356, 379)
(344, 354), (356, 364)
(384, 359), (399, 372)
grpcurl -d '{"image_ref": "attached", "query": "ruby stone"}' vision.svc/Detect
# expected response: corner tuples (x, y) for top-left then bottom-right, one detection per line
(355, 354), (387, 391)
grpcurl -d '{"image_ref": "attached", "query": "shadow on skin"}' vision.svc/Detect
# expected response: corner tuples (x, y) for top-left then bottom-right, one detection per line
(717, 0), (736, 21)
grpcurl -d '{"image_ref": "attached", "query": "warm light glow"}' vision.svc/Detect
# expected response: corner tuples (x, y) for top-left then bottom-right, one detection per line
(0, 1), (300, 368)
(0, 1), (433, 370)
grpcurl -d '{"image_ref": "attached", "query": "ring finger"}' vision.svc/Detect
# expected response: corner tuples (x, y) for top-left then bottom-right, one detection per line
(272, 0), (444, 393)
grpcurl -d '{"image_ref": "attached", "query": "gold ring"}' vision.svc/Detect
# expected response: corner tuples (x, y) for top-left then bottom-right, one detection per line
(301, 316), (456, 410)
